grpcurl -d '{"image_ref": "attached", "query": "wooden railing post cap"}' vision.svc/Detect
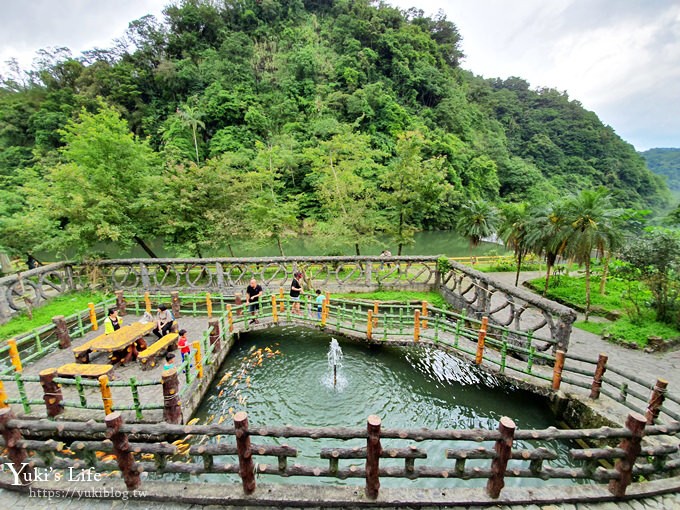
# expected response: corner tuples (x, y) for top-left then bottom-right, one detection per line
(367, 415), (381, 427)
(39, 368), (58, 377)
(499, 416), (516, 430)
(105, 411), (123, 425)
(656, 378), (668, 386)
(234, 411), (248, 423)
(0, 407), (15, 422)
(162, 368), (178, 379)
(52, 315), (65, 321)
(627, 412), (647, 426)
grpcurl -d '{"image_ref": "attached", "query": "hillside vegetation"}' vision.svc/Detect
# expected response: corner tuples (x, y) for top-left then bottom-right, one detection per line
(641, 148), (680, 192)
(0, 0), (669, 259)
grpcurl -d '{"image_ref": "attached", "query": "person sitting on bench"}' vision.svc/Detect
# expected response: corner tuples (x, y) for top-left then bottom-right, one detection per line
(104, 308), (122, 334)
(153, 304), (175, 339)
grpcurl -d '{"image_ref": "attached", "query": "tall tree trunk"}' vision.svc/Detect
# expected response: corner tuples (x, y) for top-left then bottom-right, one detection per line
(514, 251), (523, 287)
(543, 262), (552, 297)
(276, 237), (285, 257)
(585, 257), (591, 321)
(192, 125), (200, 164)
(599, 252), (610, 295)
(134, 236), (159, 258)
(355, 243), (360, 256)
(398, 243), (403, 256)
(227, 243), (235, 258)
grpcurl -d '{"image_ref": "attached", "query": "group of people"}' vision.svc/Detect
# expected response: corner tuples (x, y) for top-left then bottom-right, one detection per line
(245, 272), (326, 323)
(103, 304), (190, 368)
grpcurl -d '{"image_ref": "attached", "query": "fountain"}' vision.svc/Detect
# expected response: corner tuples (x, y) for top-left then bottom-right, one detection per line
(327, 338), (343, 388)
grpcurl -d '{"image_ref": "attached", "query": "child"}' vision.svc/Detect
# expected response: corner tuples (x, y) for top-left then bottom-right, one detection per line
(163, 352), (176, 371)
(177, 329), (191, 362)
(315, 290), (325, 320)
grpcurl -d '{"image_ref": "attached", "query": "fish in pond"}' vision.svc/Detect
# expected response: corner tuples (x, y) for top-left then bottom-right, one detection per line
(187, 417), (200, 425)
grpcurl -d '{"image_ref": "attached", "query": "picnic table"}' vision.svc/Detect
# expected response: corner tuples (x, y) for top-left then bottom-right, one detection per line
(57, 363), (114, 379)
(73, 322), (155, 363)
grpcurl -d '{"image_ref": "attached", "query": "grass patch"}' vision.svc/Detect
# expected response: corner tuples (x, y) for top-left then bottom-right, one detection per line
(0, 291), (108, 339)
(605, 317), (680, 348)
(333, 291), (446, 308)
(574, 321), (608, 335)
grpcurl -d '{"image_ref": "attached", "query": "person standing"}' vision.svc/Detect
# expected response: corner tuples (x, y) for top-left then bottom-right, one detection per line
(245, 278), (263, 324)
(104, 308), (122, 334)
(315, 289), (325, 320)
(290, 271), (303, 315)
(153, 304), (175, 339)
(177, 329), (191, 362)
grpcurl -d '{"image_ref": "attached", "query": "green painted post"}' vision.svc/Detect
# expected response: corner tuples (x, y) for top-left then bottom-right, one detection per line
(526, 347), (535, 374)
(500, 342), (507, 374)
(399, 308), (404, 335)
(382, 315), (388, 342)
(34, 332), (43, 355)
(434, 314), (440, 343)
(75, 375), (87, 407)
(620, 383), (628, 402)
(454, 310), (466, 348)
(526, 331), (533, 349)
(185, 358), (192, 385)
(351, 307), (356, 329)
(14, 372), (30, 413)
(130, 377), (142, 420)
(77, 314), (84, 336)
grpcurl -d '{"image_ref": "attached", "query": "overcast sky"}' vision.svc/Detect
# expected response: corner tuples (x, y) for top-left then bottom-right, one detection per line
(1, 0), (678, 151)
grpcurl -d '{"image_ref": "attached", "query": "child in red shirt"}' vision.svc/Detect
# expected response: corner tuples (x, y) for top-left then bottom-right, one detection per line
(177, 329), (190, 362)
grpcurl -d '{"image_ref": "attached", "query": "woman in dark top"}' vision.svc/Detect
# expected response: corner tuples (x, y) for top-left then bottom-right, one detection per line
(290, 271), (303, 315)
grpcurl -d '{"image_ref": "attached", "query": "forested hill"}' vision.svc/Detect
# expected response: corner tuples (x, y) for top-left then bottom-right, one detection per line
(0, 0), (669, 258)
(641, 148), (680, 191)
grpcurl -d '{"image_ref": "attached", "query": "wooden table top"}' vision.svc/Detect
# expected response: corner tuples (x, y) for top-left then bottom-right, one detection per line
(90, 322), (155, 353)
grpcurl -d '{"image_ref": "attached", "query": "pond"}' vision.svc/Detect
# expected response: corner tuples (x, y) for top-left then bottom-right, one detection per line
(192, 326), (584, 488)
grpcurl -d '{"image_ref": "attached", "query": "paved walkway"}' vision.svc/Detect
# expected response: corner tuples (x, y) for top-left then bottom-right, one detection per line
(488, 271), (680, 391)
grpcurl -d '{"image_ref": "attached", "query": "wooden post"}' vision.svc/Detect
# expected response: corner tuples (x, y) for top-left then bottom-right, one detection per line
(272, 296), (279, 323)
(8, 339), (22, 373)
(366, 310), (373, 340)
(234, 411), (256, 494)
(206, 292), (213, 318)
(552, 350), (566, 391)
(0, 408), (29, 485)
(162, 368), (182, 424)
(235, 292), (243, 316)
(39, 368), (63, 417)
(105, 411), (141, 490)
(52, 315), (71, 348)
(0, 381), (7, 408)
(486, 416), (515, 498)
(421, 301), (428, 329)
(99, 375), (113, 416)
(171, 291), (181, 318)
(609, 412), (646, 497)
(365, 415), (382, 499)
(414, 310), (421, 342)
(144, 291), (152, 314)
(208, 318), (221, 351)
(227, 304), (234, 332)
(279, 287), (285, 312)
(115, 290), (127, 316)
(192, 341), (203, 378)
(373, 302), (379, 327)
(589, 353), (608, 399)
(475, 317), (489, 365)
(646, 379), (668, 424)
(88, 302), (98, 331)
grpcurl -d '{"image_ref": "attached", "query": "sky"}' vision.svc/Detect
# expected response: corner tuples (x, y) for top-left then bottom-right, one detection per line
(1, 0), (678, 151)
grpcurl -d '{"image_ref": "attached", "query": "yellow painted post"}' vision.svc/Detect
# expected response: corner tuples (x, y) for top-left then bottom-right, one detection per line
(227, 304), (234, 332)
(421, 301), (428, 329)
(272, 296), (279, 323)
(323, 292), (331, 324)
(373, 302), (379, 327)
(0, 380), (8, 408)
(279, 287), (285, 312)
(414, 310), (420, 342)
(552, 350), (566, 391)
(475, 317), (489, 365)
(99, 375), (113, 416)
(206, 292), (213, 318)
(144, 292), (152, 314)
(8, 339), (22, 373)
(192, 341), (204, 378)
(88, 302), (98, 331)
(367, 310), (373, 340)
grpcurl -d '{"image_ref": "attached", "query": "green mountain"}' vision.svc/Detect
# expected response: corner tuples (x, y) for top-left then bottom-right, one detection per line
(0, 0), (670, 257)
(641, 148), (680, 191)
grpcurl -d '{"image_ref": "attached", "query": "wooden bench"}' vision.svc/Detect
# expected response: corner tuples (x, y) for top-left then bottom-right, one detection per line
(57, 363), (114, 379)
(138, 333), (179, 370)
(72, 338), (101, 364)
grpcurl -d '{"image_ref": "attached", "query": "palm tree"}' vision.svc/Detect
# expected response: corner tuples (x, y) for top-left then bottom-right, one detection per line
(176, 102), (205, 164)
(455, 200), (499, 258)
(562, 188), (621, 320)
(499, 202), (532, 286)
(525, 201), (570, 296)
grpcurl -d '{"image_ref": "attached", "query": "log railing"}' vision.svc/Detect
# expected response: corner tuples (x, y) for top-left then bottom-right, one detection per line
(0, 408), (678, 503)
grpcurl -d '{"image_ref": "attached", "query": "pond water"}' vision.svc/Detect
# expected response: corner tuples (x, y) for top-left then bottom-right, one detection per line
(191, 326), (583, 488)
(46, 230), (507, 259)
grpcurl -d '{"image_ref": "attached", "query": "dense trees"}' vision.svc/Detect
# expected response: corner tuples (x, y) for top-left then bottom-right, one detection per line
(0, 0), (670, 260)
